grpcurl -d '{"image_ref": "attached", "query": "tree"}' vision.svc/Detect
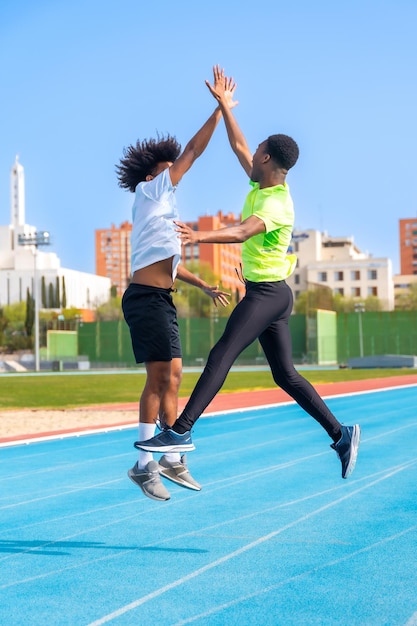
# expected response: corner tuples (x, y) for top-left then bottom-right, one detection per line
(294, 287), (383, 315)
(0, 307), (7, 348)
(95, 296), (123, 321)
(294, 284), (334, 314)
(25, 288), (35, 337)
(48, 283), (54, 309)
(2, 301), (32, 351)
(41, 276), (47, 308)
(61, 306), (82, 320)
(55, 276), (60, 308)
(174, 261), (231, 318)
(62, 276), (67, 309)
(395, 284), (417, 310)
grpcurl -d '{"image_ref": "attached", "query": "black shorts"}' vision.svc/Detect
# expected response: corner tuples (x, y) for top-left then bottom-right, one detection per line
(122, 283), (182, 363)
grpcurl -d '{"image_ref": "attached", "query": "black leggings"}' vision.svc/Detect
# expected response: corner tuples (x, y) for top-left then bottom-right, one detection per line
(176, 280), (341, 441)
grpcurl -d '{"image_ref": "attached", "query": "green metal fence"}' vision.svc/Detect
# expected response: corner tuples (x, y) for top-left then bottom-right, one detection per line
(337, 310), (417, 363)
(77, 311), (417, 367)
(78, 315), (308, 367)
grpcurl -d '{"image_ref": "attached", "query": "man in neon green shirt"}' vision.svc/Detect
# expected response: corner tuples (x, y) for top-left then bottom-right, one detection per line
(136, 66), (360, 481)
(241, 180), (297, 282)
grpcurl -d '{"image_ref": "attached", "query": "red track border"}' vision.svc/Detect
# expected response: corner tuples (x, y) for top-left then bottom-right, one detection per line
(2, 374), (417, 445)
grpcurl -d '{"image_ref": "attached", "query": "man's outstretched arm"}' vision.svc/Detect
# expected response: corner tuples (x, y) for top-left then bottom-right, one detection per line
(206, 65), (253, 177)
(169, 73), (238, 187)
(174, 215), (265, 245)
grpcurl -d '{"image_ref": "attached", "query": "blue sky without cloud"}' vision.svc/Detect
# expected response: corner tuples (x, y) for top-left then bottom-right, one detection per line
(1, 0), (416, 275)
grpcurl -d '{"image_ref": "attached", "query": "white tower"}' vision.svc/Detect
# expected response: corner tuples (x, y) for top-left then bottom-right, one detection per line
(10, 155), (25, 228)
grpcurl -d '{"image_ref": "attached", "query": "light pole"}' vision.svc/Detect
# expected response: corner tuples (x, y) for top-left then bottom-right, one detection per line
(354, 302), (365, 358)
(18, 231), (51, 371)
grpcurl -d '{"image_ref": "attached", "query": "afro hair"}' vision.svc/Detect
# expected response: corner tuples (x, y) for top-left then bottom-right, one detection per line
(116, 133), (181, 192)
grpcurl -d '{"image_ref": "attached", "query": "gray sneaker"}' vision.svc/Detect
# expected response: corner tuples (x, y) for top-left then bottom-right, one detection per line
(159, 454), (201, 491)
(128, 460), (170, 501)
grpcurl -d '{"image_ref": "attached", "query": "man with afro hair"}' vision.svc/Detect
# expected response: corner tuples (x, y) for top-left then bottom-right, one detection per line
(118, 84), (236, 501)
(136, 65), (361, 483)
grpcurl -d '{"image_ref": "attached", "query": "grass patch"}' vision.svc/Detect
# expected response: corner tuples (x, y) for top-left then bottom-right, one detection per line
(1, 367), (416, 410)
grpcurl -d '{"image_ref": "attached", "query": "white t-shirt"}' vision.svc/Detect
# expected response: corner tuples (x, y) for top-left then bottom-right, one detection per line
(130, 168), (180, 282)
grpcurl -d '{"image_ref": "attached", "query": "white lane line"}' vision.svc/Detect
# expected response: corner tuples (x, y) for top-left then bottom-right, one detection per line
(0, 423), (137, 448)
(404, 611), (417, 626)
(86, 460), (416, 625)
(0, 478), (123, 511)
(1, 454), (416, 561)
(1, 459), (415, 590)
(173, 523), (417, 625)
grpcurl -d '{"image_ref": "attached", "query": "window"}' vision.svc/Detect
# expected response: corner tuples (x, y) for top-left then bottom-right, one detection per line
(334, 271), (344, 281)
(368, 286), (378, 296)
(334, 288), (344, 296)
(318, 271), (327, 282)
(368, 269), (377, 280)
(351, 270), (360, 281)
(351, 287), (361, 297)
(294, 274), (300, 285)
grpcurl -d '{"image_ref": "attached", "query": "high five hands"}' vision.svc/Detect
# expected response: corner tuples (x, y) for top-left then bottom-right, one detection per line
(206, 64), (239, 109)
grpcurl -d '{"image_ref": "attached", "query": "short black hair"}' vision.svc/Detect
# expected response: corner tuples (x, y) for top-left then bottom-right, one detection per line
(266, 134), (299, 170)
(116, 133), (181, 192)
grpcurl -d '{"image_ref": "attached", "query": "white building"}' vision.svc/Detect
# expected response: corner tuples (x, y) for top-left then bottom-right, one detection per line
(0, 156), (111, 310)
(287, 229), (394, 310)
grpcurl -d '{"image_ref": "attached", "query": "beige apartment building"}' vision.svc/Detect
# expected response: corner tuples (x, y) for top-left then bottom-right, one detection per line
(286, 230), (394, 310)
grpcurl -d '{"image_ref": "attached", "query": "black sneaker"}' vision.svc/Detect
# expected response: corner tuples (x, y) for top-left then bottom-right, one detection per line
(331, 424), (361, 479)
(134, 429), (195, 452)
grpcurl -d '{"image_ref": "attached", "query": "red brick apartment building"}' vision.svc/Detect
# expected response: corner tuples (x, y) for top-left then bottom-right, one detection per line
(95, 221), (132, 296)
(181, 211), (245, 299)
(399, 218), (417, 275)
(95, 212), (245, 299)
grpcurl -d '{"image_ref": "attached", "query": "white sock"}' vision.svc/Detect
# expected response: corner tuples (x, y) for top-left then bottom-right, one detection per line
(163, 452), (181, 464)
(137, 422), (156, 469)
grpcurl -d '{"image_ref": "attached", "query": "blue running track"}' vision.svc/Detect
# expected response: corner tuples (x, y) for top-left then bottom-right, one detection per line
(1, 385), (417, 625)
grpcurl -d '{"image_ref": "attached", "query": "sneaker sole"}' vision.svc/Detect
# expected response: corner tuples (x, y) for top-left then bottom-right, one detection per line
(127, 469), (170, 501)
(159, 466), (201, 491)
(343, 425), (361, 479)
(135, 442), (196, 453)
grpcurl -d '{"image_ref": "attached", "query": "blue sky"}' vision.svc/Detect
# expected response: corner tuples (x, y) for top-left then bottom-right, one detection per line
(1, 0), (416, 276)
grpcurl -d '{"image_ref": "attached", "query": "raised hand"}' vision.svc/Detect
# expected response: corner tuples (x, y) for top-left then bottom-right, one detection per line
(206, 64), (238, 109)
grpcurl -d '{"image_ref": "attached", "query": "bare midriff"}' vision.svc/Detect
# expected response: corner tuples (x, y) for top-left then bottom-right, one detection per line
(131, 256), (175, 289)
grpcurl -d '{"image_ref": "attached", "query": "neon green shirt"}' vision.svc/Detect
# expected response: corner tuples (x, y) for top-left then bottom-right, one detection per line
(241, 180), (297, 282)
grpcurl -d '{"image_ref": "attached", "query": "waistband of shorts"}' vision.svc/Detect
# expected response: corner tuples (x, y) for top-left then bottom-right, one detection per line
(127, 282), (175, 294)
